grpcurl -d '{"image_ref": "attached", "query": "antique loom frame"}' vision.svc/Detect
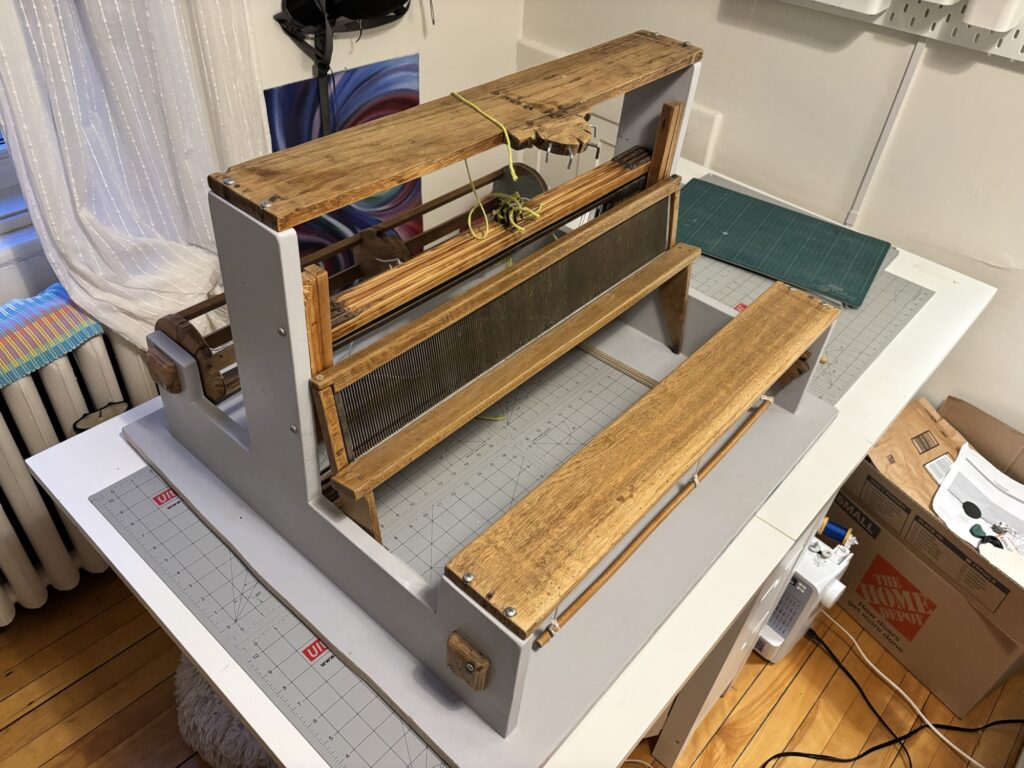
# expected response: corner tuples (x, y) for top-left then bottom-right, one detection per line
(133, 32), (841, 766)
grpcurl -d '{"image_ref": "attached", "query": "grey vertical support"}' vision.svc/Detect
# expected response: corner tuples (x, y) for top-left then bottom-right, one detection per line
(773, 319), (835, 414)
(615, 61), (701, 165)
(209, 193), (321, 505)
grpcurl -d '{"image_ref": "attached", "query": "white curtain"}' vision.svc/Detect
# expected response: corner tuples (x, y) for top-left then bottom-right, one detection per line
(0, 1), (271, 346)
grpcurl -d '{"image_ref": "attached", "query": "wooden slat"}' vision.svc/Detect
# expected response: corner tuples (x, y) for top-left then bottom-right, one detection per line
(734, 617), (863, 765)
(80, 706), (194, 767)
(209, 32), (701, 231)
(0, 573), (127, 658)
(314, 177), (679, 392)
(447, 282), (839, 638)
(659, 190), (689, 354)
(0, 596), (144, 701)
(312, 388), (382, 541)
(302, 265), (333, 377)
(646, 101), (685, 188)
(41, 677), (177, 768)
(0, 611), (157, 725)
(0, 644), (179, 768)
(0, 630), (173, 761)
(332, 242), (701, 499)
(328, 156), (650, 340)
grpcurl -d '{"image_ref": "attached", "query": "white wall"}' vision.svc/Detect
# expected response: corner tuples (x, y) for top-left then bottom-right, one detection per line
(521, 0), (1024, 429)
(248, 0), (524, 219)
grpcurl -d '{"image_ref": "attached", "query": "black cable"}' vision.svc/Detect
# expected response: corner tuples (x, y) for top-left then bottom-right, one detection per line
(758, 718), (1024, 768)
(756, 627), (1024, 768)
(806, 628), (913, 768)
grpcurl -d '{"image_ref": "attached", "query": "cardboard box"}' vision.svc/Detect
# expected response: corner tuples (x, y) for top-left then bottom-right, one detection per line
(847, 398), (1024, 641)
(830, 397), (1024, 716)
(830, 493), (1023, 717)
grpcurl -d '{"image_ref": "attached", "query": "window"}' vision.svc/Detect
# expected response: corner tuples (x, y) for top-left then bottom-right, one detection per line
(0, 127), (31, 235)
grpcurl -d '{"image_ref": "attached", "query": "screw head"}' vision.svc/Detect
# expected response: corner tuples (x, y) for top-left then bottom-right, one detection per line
(464, 662), (475, 673)
(222, 176), (236, 187)
(259, 199), (273, 209)
(315, 373), (325, 381)
(289, 424), (298, 433)
(277, 327), (286, 336)
(462, 572), (474, 583)
(504, 606), (517, 618)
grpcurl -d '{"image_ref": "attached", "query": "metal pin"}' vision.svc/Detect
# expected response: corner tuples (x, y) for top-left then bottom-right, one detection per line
(429, 0), (436, 25)
(567, 149), (574, 170)
(589, 123), (598, 142)
(504, 606), (517, 618)
(587, 141), (601, 161)
(544, 143), (551, 163)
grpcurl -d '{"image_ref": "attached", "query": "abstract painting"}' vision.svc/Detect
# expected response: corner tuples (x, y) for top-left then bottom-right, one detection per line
(264, 54), (421, 265)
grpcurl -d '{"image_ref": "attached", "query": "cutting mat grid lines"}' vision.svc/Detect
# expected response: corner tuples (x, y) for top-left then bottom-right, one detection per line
(376, 349), (651, 587)
(690, 255), (933, 405)
(91, 472), (446, 768)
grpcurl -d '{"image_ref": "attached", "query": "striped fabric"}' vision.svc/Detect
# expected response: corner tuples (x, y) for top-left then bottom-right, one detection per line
(0, 283), (102, 388)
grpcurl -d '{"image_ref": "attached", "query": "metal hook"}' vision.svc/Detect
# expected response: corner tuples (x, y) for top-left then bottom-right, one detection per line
(544, 142), (552, 163)
(567, 149), (574, 170)
(587, 141), (601, 161)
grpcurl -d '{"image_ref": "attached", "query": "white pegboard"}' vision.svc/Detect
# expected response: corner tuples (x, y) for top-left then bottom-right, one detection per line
(782, 0), (1024, 62)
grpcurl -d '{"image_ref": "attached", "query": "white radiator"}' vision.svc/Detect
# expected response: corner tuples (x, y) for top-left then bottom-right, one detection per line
(0, 331), (155, 625)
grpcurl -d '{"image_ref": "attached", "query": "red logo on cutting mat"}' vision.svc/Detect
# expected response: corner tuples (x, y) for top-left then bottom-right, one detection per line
(151, 489), (178, 506)
(856, 555), (936, 641)
(302, 638), (329, 662)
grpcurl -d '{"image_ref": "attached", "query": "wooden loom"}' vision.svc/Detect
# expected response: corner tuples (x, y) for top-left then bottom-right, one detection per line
(141, 31), (840, 749)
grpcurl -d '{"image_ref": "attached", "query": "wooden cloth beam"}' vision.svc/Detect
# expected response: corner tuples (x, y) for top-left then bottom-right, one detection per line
(446, 283), (840, 638)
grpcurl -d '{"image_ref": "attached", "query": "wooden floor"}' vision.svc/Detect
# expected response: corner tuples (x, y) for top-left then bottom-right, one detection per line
(628, 607), (1024, 768)
(0, 570), (208, 768)
(3, 571), (1022, 768)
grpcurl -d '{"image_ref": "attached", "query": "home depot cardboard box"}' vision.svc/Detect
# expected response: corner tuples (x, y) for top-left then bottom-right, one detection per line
(829, 397), (1024, 717)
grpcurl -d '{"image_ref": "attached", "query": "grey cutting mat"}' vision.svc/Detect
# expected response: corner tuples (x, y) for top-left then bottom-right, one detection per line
(375, 348), (650, 586)
(90, 471), (445, 768)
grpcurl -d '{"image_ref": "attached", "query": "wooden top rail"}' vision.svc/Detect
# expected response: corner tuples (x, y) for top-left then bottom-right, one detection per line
(327, 153), (650, 341)
(445, 282), (840, 638)
(208, 31), (701, 231)
(330, 242), (700, 499)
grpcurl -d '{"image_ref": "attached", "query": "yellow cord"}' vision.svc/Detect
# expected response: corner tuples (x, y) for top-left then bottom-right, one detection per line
(453, 92), (540, 241)
(463, 159), (489, 241)
(451, 91), (518, 182)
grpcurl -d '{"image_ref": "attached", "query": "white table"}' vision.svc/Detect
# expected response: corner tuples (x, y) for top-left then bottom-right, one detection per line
(28, 161), (994, 768)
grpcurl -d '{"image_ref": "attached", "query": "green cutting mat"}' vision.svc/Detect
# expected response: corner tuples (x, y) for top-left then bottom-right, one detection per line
(676, 179), (890, 307)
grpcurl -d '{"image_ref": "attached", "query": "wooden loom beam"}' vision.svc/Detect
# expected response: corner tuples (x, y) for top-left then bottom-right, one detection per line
(649, 100), (691, 354)
(445, 283), (840, 639)
(329, 242), (700, 500)
(314, 176), (680, 394)
(328, 154), (651, 341)
(208, 32), (701, 231)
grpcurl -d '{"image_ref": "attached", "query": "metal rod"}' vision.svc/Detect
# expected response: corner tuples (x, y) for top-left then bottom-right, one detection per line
(533, 395), (774, 649)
